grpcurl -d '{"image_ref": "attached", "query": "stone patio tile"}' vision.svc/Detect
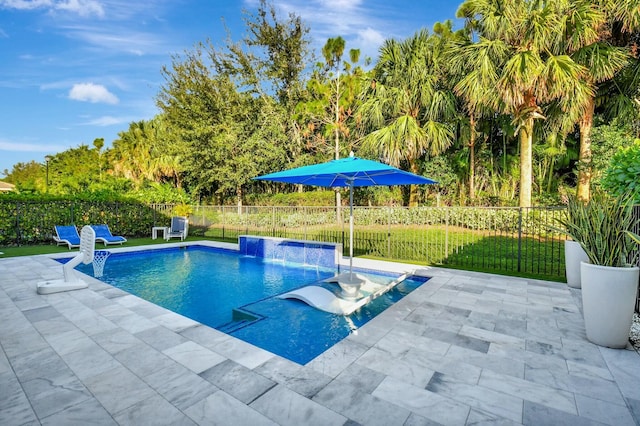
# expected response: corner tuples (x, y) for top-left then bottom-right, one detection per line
(250, 384), (346, 426)
(44, 328), (95, 356)
(0, 326), (49, 359)
(164, 341), (227, 374)
(345, 318), (392, 347)
(97, 303), (158, 334)
(40, 397), (117, 426)
(306, 338), (369, 378)
(403, 348), (482, 385)
(208, 333), (274, 369)
(113, 394), (197, 426)
(460, 324), (526, 348)
(153, 311), (200, 333)
(93, 328), (142, 355)
(374, 327), (451, 357)
(524, 364), (625, 404)
(22, 305), (62, 323)
(65, 308), (119, 336)
(0, 346), (9, 376)
(445, 345), (525, 379)
(334, 363), (386, 394)
(565, 359), (614, 381)
(69, 288), (113, 310)
(145, 362), (217, 411)
(574, 394), (636, 426)
(598, 347), (640, 401)
(356, 346), (434, 388)
(180, 324), (230, 349)
(21, 374), (92, 419)
(466, 408), (520, 425)
(479, 369), (577, 415)
(31, 312), (79, 338)
(522, 401), (602, 426)
(372, 376), (470, 425)
(403, 412), (444, 426)
(488, 342), (569, 373)
(10, 346), (70, 383)
(0, 372), (39, 425)
(114, 342), (177, 378)
(421, 327), (490, 353)
(83, 365), (157, 415)
(627, 397), (640, 425)
(186, 390), (278, 426)
(426, 372), (523, 422)
(200, 359), (276, 404)
(254, 357), (332, 398)
(61, 342), (121, 381)
(135, 325), (188, 351)
(313, 379), (411, 426)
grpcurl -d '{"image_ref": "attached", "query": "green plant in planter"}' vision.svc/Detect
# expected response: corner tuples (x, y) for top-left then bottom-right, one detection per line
(558, 191), (640, 348)
(558, 191), (640, 267)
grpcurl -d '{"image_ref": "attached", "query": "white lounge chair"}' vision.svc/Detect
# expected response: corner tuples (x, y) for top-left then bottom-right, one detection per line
(166, 216), (188, 241)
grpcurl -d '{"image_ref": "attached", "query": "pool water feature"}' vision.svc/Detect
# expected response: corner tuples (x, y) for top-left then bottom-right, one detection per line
(69, 245), (428, 364)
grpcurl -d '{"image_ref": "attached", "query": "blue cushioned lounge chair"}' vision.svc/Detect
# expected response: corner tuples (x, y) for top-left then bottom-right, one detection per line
(53, 225), (81, 249)
(90, 224), (127, 246)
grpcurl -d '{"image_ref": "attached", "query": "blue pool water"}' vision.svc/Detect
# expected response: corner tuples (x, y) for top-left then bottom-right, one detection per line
(68, 245), (428, 364)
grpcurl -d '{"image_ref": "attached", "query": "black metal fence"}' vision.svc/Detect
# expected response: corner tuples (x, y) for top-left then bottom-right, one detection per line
(1, 200), (638, 313)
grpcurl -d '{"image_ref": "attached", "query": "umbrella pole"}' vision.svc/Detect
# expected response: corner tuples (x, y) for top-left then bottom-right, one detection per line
(349, 182), (354, 281)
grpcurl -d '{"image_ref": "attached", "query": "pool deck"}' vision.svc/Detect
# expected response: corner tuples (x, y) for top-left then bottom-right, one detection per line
(1, 241), (639, 425)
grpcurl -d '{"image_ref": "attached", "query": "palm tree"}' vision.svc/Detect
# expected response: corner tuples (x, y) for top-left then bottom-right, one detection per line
(570, 0), (640, 201)
(359, 29), (456, 206)
(457, 0), (593, 207)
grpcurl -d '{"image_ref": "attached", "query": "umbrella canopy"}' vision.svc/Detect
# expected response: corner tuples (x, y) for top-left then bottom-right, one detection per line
(254, 155), (436, 188)
(254, 155), (436, 284)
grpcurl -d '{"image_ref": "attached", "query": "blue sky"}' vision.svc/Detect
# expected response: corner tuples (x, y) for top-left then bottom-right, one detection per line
(0, 0), (462, 177)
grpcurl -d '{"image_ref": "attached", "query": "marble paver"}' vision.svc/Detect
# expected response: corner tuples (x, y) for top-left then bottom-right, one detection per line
(0, 245), (639, 425)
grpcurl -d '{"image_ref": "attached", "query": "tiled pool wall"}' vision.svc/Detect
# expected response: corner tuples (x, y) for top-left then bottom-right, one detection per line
(239, 236), (340, 269)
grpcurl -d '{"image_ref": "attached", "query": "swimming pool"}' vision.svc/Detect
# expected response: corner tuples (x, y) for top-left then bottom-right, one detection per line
(69, 244), (428, 364)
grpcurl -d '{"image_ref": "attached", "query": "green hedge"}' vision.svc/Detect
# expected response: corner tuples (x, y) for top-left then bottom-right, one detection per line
(0, 200), (174, 246)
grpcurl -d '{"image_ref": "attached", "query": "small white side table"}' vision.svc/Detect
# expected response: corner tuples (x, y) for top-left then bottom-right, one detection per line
(152, 226), (168, 240)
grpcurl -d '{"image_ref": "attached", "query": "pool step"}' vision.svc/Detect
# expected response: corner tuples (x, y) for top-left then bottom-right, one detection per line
(217, 308), (262, 334)
(218, 319), (254, 333)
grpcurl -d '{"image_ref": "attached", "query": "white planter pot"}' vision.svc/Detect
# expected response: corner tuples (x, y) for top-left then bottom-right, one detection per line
(581, 262), (639, 348)
(565, 240), (589, 288)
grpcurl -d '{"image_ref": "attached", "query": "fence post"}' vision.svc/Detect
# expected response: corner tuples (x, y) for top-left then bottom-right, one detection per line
(272, 206), (276, 237)
(387, 207), (391, 258)
(517, 207), (523, 273)
(445, 207), (449, 260)
(222, 206), (226, 240)
(14, 201), (20, 246)
(304, 206), (308, 240)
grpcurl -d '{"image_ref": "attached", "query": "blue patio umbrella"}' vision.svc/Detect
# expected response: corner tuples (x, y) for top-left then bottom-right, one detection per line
(254, 153), (437, 280)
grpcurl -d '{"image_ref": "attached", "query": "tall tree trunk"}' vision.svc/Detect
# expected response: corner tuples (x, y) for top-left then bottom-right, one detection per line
(236, 185), (243, 215)
(409, 158), (420, 207)
(335, 76), (342, 224)
(469, 115), (476, 201)
(577, 98), (594, 202)
(519, 118), (534, 208)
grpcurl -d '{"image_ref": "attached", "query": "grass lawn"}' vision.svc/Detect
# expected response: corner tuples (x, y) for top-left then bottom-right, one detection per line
(0, 236), (220, 258)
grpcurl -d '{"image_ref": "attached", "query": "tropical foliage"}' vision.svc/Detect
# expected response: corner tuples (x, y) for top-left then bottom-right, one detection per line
(2, 0), (640, 208)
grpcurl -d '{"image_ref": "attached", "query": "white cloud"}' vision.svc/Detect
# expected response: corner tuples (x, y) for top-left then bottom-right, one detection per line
(69, 82), (118, 104)
(356, 27), (385, 49)
(0, 0), (104, 17)
(83, 115), (129, 126)
(0, 140), (69, 152)
(55, 0), (104, 17)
